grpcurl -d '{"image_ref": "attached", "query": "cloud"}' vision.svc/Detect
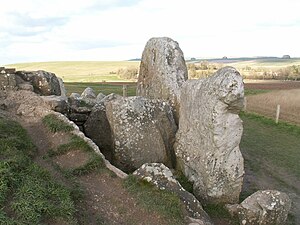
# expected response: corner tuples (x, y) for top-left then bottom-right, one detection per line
(1, 0), (300, 64)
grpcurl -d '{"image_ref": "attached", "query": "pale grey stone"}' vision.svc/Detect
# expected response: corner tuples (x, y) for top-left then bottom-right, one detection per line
(175, 66), (244, 204)
(137, 37), (188, 123)
(106, 96), (177, 172)
(81, 87), (96, 99)
(237, 190), (291, 225)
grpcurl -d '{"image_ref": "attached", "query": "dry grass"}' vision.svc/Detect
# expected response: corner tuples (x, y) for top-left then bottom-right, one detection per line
(245, 89), (300, 125)
(6, 61), (140, 82)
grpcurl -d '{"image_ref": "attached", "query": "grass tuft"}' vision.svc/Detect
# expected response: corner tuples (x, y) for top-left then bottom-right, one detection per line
(71, 156), (104, 176)
(0, 117), (77, 224)
(42, 114), (74, 133)
(123, 175), (184, 224)
(174, 171), (194, 194)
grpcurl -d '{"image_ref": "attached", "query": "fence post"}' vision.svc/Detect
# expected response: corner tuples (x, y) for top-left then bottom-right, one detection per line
(275, 104), (280, 124)
(123, 85), (128, 97)
(243, 97), (247, 111)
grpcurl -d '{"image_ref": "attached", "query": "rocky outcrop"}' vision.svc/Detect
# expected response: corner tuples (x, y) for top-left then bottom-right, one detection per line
(15, 70), (62, 96)
(136, 37), (188, 123)
(41, 95), (68, 114)
(105, 96), (177, 172)
(84, 94), (122, 161)
(133, 163), (213, 225)
(175, 66), (244, 204)
(228, 190), (291, 225)
(0, 69), (17, 91)
(81, 87), (96, 99)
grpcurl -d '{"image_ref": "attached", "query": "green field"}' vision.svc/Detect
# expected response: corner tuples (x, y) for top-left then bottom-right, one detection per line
(64, 82), (137, 96)
(240, 112), (300, 224)
(6, 61), (140, 82)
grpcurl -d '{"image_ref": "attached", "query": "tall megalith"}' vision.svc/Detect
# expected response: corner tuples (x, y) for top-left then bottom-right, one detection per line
(136, 37), (188, 123)
(174, 66), (245, 204)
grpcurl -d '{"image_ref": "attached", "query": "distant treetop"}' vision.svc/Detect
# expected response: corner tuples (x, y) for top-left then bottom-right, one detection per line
(282, 55), (291, 59)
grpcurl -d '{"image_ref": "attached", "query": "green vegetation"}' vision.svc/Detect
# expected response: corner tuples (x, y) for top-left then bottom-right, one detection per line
(244, 89), (271, 96)
(48, 135), (94, 157)
(64, 82), (137, 96)
(123, 175), (184, 224)
(203, 204), (239, 225)
(240, 112), (300, 178)
(46, 133), (105, 176)
(0, 117), (76, 224)
(174, 171), (194, 194)
(42, 114), (74, 133)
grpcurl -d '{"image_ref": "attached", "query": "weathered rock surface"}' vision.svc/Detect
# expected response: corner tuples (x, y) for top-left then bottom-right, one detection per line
(57, 77), (67, 97)
(0, 73), (17, 91)
(106, 96), (177, 172)
(84, 93), (122, 161)
(18, 83), (34, 92)
(69, 92), (81, 99)
(237, 190), (291, 225)
(175, 66), (244, 204)
(40, 95), (68, 114)
(96, 93), (106, 102)
(136, 37), (188, 123)
(15, 70), (61, 96)
(81, 87), (96, 99)
(133, 163), (213, 225)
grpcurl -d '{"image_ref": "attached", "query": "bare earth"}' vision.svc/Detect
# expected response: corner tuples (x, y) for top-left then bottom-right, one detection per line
(19, 119), (174, 225)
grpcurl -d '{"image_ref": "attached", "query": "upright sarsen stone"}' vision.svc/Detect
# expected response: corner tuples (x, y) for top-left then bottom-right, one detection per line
(137, 37), (188, 123)
(105, 96), (177, 172)
(175, 66), (245, 204)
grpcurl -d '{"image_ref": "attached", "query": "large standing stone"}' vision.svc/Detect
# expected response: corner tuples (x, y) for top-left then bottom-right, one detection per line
(15, 70), (61, 96)
(105, 96), (177, 172)
(237, 190), (291, 225)
(133, 163), (213, 225)
(136, 37), (188, 123)
(175, 66), (244, 204)
(84, 94), (122, 161)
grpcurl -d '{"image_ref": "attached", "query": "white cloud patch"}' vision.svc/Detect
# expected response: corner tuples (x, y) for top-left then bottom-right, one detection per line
(1, 0), (300, 64)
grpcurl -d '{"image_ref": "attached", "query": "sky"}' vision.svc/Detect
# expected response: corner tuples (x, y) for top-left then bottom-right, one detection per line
(1, 0), (300, 64)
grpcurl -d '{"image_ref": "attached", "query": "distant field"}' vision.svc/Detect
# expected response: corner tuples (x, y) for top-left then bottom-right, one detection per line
(245, 89), (300, 125)
(224, 58), (300, 69)
(6, 61), (140, 82)
(64, 82), (137, 96)
(244, 80), (300, 125)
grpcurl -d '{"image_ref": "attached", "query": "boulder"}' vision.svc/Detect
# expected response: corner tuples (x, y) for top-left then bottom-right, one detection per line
(237, 190), (291, 225)
(175, 66), (244, 204)
(0, 73), (17, 91)
(18, 83), (34, 92)
(106, 96), (177, 172)
(133, 163), (213, 225)
(57, 77), (67, 97)
(84, 93), (122, 161)
(96, 92), (106, 102)
(81, 87), (96, 99)
(69, 113), (89, 123)
(15, 70), (61, 96)
(136, 37), (188, 123)
(69, 92), (81, 99)
(41, 95), (68, 114)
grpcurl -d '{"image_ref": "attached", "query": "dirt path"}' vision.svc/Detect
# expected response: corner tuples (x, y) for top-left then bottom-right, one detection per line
(18, 118), (172, 225)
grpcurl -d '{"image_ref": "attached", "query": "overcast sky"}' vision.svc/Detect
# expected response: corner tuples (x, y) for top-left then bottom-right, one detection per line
(1, 0), (300, 64)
